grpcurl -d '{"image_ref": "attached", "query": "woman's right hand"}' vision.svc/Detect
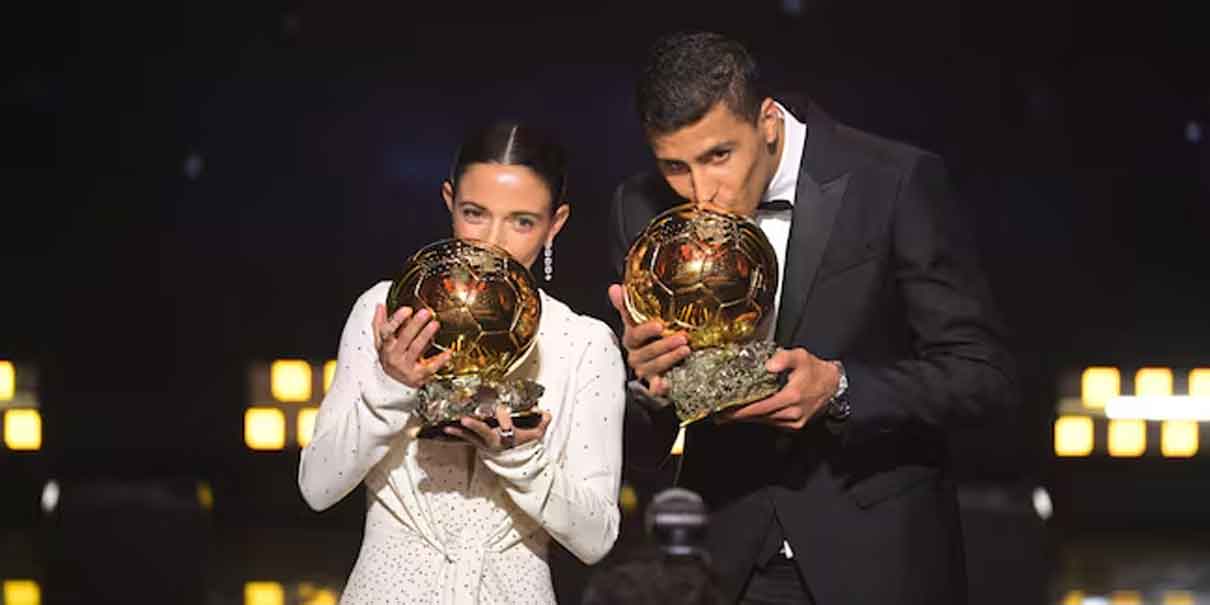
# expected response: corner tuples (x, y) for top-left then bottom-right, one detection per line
(372, 304), (452, 388)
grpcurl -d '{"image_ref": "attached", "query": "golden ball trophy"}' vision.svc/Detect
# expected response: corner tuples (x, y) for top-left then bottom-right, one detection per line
(623, 203), (782, 426)
(387, 238), (544, 438)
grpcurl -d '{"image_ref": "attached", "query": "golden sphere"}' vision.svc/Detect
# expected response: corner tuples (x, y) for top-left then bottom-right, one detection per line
(623, 203), (779, 349)
(387, 238), (541, 380)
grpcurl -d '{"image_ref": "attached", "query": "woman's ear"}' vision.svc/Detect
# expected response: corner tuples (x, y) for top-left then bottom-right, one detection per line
(547, 203), (571, 244)
(441, 180), (455, 213)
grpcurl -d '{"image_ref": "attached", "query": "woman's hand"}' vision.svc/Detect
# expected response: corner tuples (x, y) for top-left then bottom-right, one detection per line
(372, 304), (452, 388)
(445, 405), (551, 452)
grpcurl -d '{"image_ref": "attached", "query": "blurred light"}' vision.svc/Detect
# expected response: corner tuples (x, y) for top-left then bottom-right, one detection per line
(300, 587), (337, 605)
(244, 408), (286, 450)
(1190, 368), (1210, 397)
(670, 427), (685, 456)
(183, 151), (204, 180)
(1186, 120), (1203, 144)
(1105, 396), (1210, 420)
(323, 360), (336, 392)
(197, 481), (214, 511)
(1032, 486), (1053, 520)
(1061, 591), (1084, 605)
(1108, 419), (1146, 457)
(1163, 591), (1195, 605)
(40, 480), (59, 514)
(1136, 367), (1173, 396)
(1081, 367), (1120, 408)
(1054, 416), (1094, 457)
(297, 407), (318, 448)
(3, 579), (40, 605)
(245, 581), (285, 605)
(0, 360), (13, 401)
(780, 0), (805, 16)
(4, 409), (42, 450)
(1161, 420), (1199, 457)
(1083, 598), (1110, 605)
(619, 483), (638, 514)
(1111, 591), (1142, 605)
(271, 360), (312, 402)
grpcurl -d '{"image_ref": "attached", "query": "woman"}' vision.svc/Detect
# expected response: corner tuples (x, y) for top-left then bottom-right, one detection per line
(298, 121), (625, 604)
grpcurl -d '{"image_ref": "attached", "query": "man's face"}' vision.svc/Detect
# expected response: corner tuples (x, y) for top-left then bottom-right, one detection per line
(649, 98), (782, 217)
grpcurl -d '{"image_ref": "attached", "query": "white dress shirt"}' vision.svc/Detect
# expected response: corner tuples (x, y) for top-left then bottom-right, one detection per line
(754, 101), (807, 340)
(299, 282), (626, 604)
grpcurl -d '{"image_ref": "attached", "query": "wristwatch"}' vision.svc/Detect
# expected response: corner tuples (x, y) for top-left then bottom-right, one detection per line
(825, 361), (851, 422)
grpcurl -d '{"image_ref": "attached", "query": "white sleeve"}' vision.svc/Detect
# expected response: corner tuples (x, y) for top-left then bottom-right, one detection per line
(479, 321), (626, 565)
(298, 283), (419, 511)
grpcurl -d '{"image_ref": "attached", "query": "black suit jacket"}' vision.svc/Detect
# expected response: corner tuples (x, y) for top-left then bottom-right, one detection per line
(608, 97), (1019, 604)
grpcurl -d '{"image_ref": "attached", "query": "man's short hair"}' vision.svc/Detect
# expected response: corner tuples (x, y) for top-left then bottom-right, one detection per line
(636, 31), (764, 137)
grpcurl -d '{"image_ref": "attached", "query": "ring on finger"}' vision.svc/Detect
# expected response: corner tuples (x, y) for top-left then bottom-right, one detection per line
(496, 427), (516, 450)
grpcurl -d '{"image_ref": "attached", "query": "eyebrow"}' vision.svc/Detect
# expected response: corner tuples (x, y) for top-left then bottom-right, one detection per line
(694, 141), (735, 163)
(458, 200), (543, 219)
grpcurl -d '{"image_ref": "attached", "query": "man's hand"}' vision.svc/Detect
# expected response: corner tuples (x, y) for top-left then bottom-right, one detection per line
(717, 348), (840, 431)
(607, 284), (691, 397)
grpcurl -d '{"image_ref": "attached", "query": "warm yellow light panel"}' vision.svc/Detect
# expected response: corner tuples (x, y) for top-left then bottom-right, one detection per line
(0, 361), (14, 401)
(323, 360), (337, 392)
(1054, 416), (1094, 457)
(670, 427), (685, 456)
(1061, 591), (1084, 605)
(1136, 367), (1174, 396)
(302, 589), (338, 605)
(1163, 590), (1195, 605)
(1161, 420), (1199, 457)
(1108, 419), (1147, 457)
(3, 579), (40, 605)
(271, 360), (312, 402)
(1111, 590), (1143, 605)
(196, 481), (214, 511)
(244, 581), (284, 605)
(297, 407), (319, 448)
(4, 409), (42, 451)
(1190, 368), (1210, 397)
(244, 408), (286, 450)
(1081, 367), (1120, 408)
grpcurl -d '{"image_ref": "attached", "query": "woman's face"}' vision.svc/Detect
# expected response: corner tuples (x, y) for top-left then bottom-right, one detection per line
(443, 163), (569, 269)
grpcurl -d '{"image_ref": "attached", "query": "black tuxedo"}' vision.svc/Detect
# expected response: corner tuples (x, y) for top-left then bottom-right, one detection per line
(608, 98), (1018, 604)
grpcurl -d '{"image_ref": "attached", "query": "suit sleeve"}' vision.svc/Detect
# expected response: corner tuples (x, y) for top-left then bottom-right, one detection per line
(838, 154), (1019, 446)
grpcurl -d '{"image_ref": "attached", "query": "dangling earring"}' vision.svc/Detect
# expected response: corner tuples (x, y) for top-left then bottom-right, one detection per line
(543, 242), (553, 282)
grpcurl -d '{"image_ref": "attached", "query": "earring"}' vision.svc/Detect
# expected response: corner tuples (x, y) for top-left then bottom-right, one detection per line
(543, 242), (553, 282)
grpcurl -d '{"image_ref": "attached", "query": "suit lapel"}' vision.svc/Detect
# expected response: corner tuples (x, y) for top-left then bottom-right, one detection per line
(774, 172), (849, 344)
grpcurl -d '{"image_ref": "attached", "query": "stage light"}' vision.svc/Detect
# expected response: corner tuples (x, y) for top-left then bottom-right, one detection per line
(3, 579), (39, 605)
(197, 481), (214, 511)
(1163, 591), (1195, 605)
(1161, 420), (1199, 457)
(297, 407), (318, 448)
(1060, 590), (1083, 605)
(0, 361), (13, 401)
(1081, 367), (1120, 408)
(619, 483), (638, 514)
(298, 583), (338, 605)
(1108, 419), (1146, 457)
(1135, 367), (1173, 396)
(1032, 487), (1053, 520)
(1105, 397), (1210, 421)
(41, 480), (59, 514)
(670, 427), (685, 456)
(1110, 590), (1142, 605)
(323, 360), (336, 393)
(4, 408), (42, 451)
(1054, 416), (1094, 457)
(270, 360), (312, 402)
(245, 581), (284, 605)
(1190, 368), (1210, 397)
(244, 408), (286, 450)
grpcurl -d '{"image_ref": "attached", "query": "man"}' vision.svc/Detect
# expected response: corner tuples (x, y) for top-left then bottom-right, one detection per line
(607, 32), (1018, 604)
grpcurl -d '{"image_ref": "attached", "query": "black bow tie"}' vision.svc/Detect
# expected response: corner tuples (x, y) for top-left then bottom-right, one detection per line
(757, 199), (792, 212)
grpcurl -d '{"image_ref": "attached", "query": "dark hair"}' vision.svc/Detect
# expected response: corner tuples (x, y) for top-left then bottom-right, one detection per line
(636, 31), (764, 136)
(449, 120), (568, 210)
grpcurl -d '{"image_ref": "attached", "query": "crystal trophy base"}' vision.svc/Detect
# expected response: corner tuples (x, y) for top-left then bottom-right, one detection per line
(414, 374), (545, 440)
(666, 340), (784, 426)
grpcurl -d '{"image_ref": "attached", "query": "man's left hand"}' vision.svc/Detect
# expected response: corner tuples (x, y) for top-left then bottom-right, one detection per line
(717, 348), (840, 430)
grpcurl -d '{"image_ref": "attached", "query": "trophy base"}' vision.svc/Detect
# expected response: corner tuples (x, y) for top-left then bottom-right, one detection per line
(417, 411), (544, 440)
(414, 374), (544, 440)
(666, 340), (784, 426)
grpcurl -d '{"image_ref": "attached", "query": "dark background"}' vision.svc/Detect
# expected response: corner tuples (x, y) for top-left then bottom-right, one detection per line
(2, 0), (1208, 602)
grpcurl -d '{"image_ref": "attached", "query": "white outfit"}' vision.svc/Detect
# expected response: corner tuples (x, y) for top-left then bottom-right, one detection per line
(299, 281), (626, 605)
